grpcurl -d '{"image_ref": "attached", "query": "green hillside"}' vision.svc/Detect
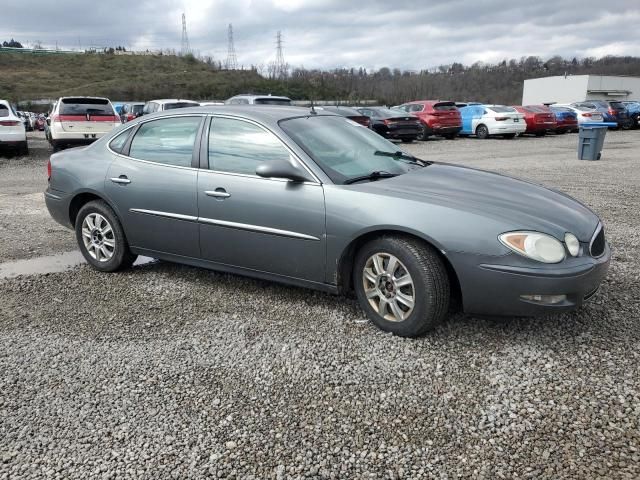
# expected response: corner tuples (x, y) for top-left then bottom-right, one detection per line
(0, 51), (291, 102)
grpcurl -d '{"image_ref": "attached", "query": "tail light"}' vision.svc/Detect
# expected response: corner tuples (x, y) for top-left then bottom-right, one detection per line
(383, 119), (391, 125)
(0, 120), (21, 126)
(47, 158), (52, 181)
(51, 114), (61, 123)
(608, 108), (616, 116)
(495, 117), (508, 121)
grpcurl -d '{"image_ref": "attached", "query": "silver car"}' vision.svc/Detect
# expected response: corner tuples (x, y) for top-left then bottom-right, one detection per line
(45, 106), (610, 337)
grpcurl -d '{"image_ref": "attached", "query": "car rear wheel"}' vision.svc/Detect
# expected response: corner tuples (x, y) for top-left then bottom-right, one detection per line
(17, 141), (28, 155)
(418, 126), (430, 141)
(475, 124), (489, 139)
(75, 200), (137, 272)
(354, 236), (450, 337)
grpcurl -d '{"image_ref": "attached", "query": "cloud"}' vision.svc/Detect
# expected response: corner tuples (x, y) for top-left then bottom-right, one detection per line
(2, 0), (638, 70)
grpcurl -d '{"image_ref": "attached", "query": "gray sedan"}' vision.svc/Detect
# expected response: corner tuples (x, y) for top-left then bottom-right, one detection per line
(45, 106), (610, 337)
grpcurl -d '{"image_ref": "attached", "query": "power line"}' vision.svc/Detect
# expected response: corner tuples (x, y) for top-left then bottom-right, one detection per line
(181, 12), (191, 56)
(225, 23), (237, 70)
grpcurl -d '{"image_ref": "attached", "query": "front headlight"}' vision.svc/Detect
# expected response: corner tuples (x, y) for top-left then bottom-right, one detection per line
(499, 231), (566, 263)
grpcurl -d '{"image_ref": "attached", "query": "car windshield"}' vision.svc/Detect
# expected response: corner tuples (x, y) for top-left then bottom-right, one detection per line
(254, 98), (291, 105)
(131, 104), (144, 114)
(60, 98), (114, 116)
(551, 106), (572, 113)
(280, 115), (424, 184)
(609, 101), (625, 110)
(165, 102), (199, 110)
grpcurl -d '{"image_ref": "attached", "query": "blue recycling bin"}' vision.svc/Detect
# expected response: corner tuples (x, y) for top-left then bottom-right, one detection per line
(578, 122), (617, 160)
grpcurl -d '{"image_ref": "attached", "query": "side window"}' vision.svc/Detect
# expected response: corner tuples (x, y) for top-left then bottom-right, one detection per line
(410, 104), (423, 112)
(129, 116), (202, 167)
(109, 129), (132, 153)
(208, 117), (291, 175)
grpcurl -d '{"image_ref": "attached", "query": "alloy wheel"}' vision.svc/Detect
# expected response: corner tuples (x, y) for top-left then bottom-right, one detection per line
(362, 253), (415, 322)
(81, 213), (115, 262)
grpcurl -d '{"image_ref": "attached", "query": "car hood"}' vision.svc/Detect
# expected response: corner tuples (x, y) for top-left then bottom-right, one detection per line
(358, 163), (599, 241)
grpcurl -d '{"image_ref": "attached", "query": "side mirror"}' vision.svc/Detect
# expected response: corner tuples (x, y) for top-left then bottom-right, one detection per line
(256, 159), (313, 183)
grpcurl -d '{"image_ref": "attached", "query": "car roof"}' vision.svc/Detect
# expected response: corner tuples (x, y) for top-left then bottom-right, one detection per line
(134, 105), (337, 125)
(228, 94), (291, 101)
(58, 96), (111, 101)
(149, 99), (200, 104)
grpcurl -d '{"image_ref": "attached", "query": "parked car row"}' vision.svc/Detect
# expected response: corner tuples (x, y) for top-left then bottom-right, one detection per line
(3, 93), (639, 154)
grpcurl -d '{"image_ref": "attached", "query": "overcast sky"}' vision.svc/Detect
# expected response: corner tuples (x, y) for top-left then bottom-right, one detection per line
(3, 0), (639, 70)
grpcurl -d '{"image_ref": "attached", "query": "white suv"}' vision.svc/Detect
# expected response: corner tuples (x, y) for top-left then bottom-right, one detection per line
(142, 99), (200, 115)
(0, 100), (28, 155)
(47, 97), (121, 151)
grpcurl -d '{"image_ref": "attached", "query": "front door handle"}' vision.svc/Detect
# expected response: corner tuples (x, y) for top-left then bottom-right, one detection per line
(205, 189), (231, 199)
(110, 176), (131, 185)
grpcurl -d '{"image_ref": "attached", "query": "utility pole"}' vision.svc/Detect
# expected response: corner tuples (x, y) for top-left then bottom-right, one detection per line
(181, 12), (191, 56)
(226, 24), (237, 70)
(275, 31), (286, 79)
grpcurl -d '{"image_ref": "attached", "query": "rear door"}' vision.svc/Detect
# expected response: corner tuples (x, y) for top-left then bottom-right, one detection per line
(105, 115), (204, 257)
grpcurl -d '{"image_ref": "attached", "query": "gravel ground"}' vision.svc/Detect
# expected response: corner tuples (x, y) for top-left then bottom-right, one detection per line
(0, 132), (74, 262)
(0, 130), (639, 479)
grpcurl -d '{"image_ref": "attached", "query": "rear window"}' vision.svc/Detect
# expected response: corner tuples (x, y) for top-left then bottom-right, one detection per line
(524, 106), (548, 113)
(373, 108), (413, 118)
(551, 106), (572, 113)
(0, 105), (8, 117)
(609, 102), (625, 110)
(433, 102), (457, 111)
(254, 98), (291, 105)
(488, 106), (515, 113)
(164, 102), (199, 110)
(61, 98), (114, 116)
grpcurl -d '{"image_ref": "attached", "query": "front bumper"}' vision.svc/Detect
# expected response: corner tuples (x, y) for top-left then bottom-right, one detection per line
(449, 244), (611, 317)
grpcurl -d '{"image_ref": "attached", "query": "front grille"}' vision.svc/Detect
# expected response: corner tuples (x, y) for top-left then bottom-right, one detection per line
(590, 225), (606, 258)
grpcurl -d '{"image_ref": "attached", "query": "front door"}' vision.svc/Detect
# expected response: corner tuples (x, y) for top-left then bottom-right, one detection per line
(105, 115), (203, 258)
(197, 116), (326, 283)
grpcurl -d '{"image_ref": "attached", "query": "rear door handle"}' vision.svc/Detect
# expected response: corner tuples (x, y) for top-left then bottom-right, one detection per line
(205, 189), (231, 199)
(110, 176), (131, 185)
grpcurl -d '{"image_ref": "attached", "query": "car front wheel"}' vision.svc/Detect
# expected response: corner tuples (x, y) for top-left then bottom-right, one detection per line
(75, 200), (137, 272)
(354, 236), (450, 337)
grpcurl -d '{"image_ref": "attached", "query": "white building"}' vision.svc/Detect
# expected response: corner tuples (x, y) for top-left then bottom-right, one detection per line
(522, 75), (640, 105)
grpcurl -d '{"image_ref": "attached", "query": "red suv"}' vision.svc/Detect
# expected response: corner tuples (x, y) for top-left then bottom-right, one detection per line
(395, 100), (462, 140)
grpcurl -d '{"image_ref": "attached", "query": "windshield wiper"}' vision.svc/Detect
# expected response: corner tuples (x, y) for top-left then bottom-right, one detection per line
(344, 170), (398, 185)
(374, 150), (430, 167)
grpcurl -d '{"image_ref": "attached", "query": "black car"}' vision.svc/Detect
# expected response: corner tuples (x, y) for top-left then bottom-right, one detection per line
(355, 107), (422, 142)
(316, 106), (370, 127)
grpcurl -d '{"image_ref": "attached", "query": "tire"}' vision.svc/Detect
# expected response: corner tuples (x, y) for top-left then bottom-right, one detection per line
(502, 133), (516, 139)
(51, 141), (61, 152)
(353, 235), (450, 337)
(400, 138), (414, 143)
(621, 119), (633, 130)
(475, 124), (489, 139)
(17, 141), (28, 156)
(75, 200), (137, 272)
(418, 126), (430, 141)
(556, 128), (567, 135)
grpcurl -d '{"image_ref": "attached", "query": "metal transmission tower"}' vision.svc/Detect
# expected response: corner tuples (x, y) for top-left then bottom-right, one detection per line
(180, 13), (191, 56)
(225, 24), (237, 69)
(275, 31), (286, 78)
